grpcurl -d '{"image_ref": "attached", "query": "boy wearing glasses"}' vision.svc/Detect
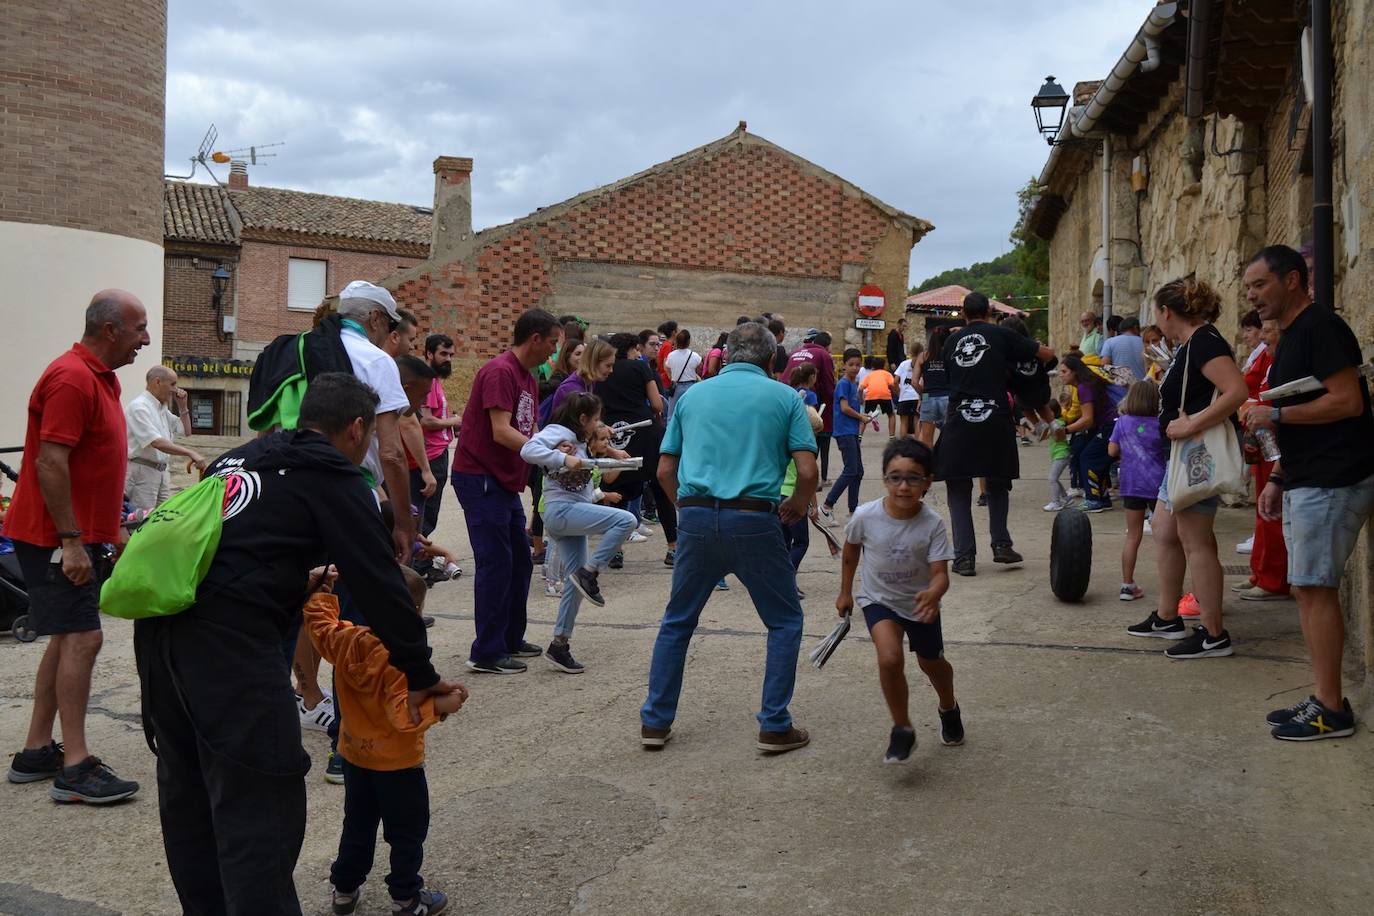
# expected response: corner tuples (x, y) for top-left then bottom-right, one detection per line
(836, 438), (961, 764)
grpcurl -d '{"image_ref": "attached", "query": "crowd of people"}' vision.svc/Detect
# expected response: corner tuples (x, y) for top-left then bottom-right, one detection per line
(1, 240), (1371, 913)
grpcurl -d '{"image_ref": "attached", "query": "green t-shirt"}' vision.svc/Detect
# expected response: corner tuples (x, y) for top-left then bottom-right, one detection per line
(780, 460), (798, 498)
(1049, 419), (1071, 460)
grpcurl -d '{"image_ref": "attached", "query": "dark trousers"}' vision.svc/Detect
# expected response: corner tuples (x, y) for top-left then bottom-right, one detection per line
(452, 472), (532, 663)
(946, 477), (1012, 559)
(816, 432), (833, 480)
(780, 514), (809, 570)
(824, 435), (864, 512)
(331, 760), (429, 902)
(527, 465), (545, 538)
(136, 617), (309, 916)
(408, 451), (448, 537)
(1068, 432), (1087, 489)
(1077, 420), (1115, 504)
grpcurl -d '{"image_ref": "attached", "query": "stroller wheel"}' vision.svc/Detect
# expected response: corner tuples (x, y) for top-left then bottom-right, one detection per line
(11, 615), (37, 643)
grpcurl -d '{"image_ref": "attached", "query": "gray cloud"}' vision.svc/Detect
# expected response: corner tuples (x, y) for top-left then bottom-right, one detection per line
(167, 0), (1146, 286)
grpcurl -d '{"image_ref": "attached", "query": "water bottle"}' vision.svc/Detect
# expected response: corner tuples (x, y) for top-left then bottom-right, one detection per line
(1254, 427), (1280, 463)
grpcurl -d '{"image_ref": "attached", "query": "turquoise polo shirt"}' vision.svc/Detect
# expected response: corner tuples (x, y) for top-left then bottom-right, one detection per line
(662, 362), (817, 502)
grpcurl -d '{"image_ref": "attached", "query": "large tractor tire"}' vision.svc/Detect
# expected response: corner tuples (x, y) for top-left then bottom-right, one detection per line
(1049, 508), (1093, 602)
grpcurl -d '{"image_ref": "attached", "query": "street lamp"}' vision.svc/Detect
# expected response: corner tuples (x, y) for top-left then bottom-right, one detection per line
(1031, 75), (1070, 145)
(211, 263), (230, 297)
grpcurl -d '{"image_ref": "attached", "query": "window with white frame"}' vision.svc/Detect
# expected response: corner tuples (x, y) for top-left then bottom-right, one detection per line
(287, 258), (327, 311)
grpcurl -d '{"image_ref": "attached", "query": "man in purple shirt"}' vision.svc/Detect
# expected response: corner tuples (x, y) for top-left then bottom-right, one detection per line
(452, 309), (561, 674)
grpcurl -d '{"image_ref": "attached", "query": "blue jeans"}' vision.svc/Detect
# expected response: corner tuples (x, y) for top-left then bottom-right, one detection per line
(824, 435), (864, 512)
(544, 500), (637, 637)
(641, 506), (804, 732)
(452, 472), (532, 663)
(1283, 474), (1374, 588)
(780, 514), (809, 569)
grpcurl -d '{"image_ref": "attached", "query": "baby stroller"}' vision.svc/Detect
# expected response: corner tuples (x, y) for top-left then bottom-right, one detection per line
(1, 458), (36, 642)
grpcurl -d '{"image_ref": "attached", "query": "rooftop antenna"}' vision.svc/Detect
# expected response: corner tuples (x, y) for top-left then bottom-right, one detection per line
(163, 125), (285, 183)
(164, 124), (219, 180)
(211, 140), (285, 166)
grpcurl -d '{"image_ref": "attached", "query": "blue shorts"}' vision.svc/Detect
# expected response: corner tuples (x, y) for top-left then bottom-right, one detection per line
(1157, 466), (1219, 516)
(919, 395), (948, 425)
(1283, 474), (1374, 588)
(861, 602), (944, 660)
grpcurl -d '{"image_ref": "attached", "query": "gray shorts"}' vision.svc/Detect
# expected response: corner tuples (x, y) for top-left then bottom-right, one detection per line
(12, 541), (103, 635)
(1283, 474), (1374, 589)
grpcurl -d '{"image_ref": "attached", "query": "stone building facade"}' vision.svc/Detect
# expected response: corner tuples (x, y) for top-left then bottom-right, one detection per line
(385, 126), (931, 387)
(1027, 0), (1374, 686)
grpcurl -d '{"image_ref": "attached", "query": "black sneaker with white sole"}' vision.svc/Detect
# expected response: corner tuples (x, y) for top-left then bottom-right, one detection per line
(1125, 611), (1187, 640)
(509, 641), (543, 658)
(391, 888), (447, 915)
(991, 545), (1022, 565)
(952, 556), (976, 577)
(465, 656), (528, 674)
(332, 886), (361, 915)
(546, 641), (585, 674)
(571, 567), (605, 606)
(324, 751), (345, 784)
(1271, 697), (1355, 741)
(1164, 625), (1234, 659)
(7, 741), (63, 783)
(883, 726), (916, 764)
(49, 756), (139, 804)
(938, 705), (965, 746)
(1266, 696), (1318, 726)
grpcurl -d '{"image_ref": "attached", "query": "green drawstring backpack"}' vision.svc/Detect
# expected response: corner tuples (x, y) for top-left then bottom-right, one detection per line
(100, 475), (227, 620)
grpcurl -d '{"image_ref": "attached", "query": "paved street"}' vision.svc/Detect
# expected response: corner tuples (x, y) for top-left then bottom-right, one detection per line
(3, 436), (1372, 915)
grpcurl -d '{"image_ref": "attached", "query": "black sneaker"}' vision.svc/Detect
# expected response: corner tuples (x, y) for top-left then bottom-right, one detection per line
(1271, 698), (1356, 741)
(546, 641), (585, 674)
(7, 741), (63, 784)
(510, 641), (543, 658)
(938, 705), (965, 746)
(571, 567), (605, 606)
(1164, 625), (1234, 659)
(952, 556), (976, 577)
(1126, 611), (1187, 640)
(608, 551), (624, 570)
(392, 888), (447, 915)
(421, 615), (436, 629)
(531, 549), (547, 565)
(332, 887), (361, 915)
(324, 751), (345, 784)
(1266, 696), (1318, 726)
(991, 544), (1022, 564)
(663, 549), (675, 568)
(883, 726), (916, 764)
(642, 511), (659, 524)
(49, 756), (139, 804)
(976, 493), (988, 507)
(465, 656), (527, 674)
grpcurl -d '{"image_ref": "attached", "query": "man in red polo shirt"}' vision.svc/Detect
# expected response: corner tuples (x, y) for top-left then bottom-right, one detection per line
(5, 289), (149, 804)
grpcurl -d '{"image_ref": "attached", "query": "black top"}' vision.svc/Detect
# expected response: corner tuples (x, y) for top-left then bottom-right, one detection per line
(1268, 304), (1374, 489)
(921, 356), (949, 397)
(1158, 324), (1234, 443)
(774, 344), (788, 376)
(886, 329), (906, 367)
(943, 323), (1040, 401)
(933, 322), (1040, 481)
(595, 358), (656, 423)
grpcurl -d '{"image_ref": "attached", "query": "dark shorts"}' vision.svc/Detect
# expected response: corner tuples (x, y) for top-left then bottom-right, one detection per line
(869, 398), (893, 415)
(1122, 496), (1157, 512)
(13, 540), (102, 635)
(861, 602), (944, 660)
(895, 400), (918, 417)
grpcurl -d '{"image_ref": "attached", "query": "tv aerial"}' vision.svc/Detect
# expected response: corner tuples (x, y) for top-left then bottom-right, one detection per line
(164, 124), (285, 182)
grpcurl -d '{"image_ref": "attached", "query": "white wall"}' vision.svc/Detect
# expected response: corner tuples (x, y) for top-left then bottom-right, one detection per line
(0, 221), (164, 460)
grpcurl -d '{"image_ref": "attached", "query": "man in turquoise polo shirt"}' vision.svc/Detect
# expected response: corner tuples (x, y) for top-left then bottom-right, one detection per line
(640, 322), (819, 754)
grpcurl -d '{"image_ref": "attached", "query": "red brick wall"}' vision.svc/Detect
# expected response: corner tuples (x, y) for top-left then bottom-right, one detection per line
(236, 238), (423, 344)
(163, 250), (236, 359)
(1263, 79), (1306, 247)
(393, 142), (899, 359)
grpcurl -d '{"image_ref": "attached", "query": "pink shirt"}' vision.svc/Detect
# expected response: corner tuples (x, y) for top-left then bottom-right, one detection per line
(421, 377), (452, 461)
(452, 350), (538, 493)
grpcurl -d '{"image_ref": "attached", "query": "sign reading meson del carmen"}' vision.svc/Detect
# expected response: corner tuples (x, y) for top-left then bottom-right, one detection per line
(164, 356), (255, 378)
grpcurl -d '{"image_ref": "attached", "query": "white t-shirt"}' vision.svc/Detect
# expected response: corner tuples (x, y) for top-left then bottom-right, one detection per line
(663, 349), (703, 384)
(893, 359), (920, 403)
(844, 499), (954, 618)
(125, 390), (181, 463)
(340, 323), (411, 482)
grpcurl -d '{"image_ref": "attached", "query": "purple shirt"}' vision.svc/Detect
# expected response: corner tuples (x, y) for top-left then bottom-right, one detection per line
(549, 372), (593, 415)
(452, 350), (538, 493)
(1109, 415), (1166, 498)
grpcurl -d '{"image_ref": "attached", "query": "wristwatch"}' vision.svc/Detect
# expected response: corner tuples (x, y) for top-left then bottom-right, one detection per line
(1269, 406), (1281, 425)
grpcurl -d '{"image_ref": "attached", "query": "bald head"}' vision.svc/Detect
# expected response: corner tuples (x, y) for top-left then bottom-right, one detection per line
(146, 365), (175, 384)
(83, 289), (150, 370)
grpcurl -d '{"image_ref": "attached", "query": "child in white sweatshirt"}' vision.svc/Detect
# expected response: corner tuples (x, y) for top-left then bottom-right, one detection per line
(519, 392), (636, 673)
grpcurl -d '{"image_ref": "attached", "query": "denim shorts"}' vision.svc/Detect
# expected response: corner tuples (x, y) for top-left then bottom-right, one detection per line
(1156, 466), (1219, 516)
(1283, 474), (1374, 588)
(919, 395), (948, 425)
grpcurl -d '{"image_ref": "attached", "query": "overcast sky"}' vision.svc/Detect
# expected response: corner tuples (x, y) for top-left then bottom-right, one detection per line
(166, 0), (1147, 287)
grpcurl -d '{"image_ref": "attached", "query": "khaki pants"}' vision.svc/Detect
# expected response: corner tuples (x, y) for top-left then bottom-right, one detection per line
(125, 460), (171, 510)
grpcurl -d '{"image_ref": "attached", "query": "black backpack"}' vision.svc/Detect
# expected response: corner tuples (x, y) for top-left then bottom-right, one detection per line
(246, 314), (353, 431)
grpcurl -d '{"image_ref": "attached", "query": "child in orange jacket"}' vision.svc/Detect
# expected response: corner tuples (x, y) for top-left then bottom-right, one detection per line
(305, 566), (467, 916)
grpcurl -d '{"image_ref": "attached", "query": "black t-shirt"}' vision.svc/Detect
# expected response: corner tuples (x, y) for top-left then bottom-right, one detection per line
(921, 356), (949, 397)
(1158, 324), (1234, 443)
(1268, 304), (1374, 489)
(942, 322), (1039, 402)
(886, 329), (906, 366)
(774, 344), (788, 376)
(595, 358), (656, 423)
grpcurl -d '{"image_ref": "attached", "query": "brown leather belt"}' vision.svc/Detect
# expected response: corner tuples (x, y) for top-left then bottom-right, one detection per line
(678, 496), (777, 513)
(130, 456), (167, 471)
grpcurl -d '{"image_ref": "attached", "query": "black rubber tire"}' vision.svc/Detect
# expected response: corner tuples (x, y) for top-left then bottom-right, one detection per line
(1049, 508), (1093, 602)
(12, 614), (37, 643)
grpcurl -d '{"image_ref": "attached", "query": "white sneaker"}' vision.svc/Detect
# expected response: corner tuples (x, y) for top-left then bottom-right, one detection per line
(636, 524), (655, 537)
(819, 504), (837, 526)
(628, 531), (648, 543)
(297, 693), (337, 733)
(1043, 501), (1065, 512)
(1235, 536), (1254, 555)
(544, 580), (563, 597)
(1068, 488), (1084, 499)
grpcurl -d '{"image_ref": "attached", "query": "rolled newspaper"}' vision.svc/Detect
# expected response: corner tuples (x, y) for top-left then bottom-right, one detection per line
(809, 612), (851, 670)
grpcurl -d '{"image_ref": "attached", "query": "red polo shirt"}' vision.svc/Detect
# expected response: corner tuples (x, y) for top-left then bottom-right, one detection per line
(5, 344), (127, 546)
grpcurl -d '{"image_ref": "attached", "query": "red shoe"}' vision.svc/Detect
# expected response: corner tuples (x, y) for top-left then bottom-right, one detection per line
(1177, 593), (1201, 618)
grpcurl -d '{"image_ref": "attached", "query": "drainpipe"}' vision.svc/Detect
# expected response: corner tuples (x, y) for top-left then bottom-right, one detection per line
(1311, 0), (1334, 308)
(1101, 139), (1113, 327)
(1072, 2), (1178, 137)
(1185, 0), (1216, 118)
(1140, 34), (1162, 73)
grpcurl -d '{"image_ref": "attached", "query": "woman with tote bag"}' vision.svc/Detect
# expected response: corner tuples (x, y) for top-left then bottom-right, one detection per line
(1126, 278), (1248, 659)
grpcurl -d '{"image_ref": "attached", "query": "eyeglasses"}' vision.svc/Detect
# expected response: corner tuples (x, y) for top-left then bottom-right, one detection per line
(883, 473), (931, 487)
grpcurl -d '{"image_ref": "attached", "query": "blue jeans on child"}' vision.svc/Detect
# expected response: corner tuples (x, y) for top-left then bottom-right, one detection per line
(543, 500), (637, 637)
(824, 434), (864, 512)
(452, 472), (532, 664)
(641, 506), (804, 733)
(779, 514), (809, 569)
(331, 760), (429, 903)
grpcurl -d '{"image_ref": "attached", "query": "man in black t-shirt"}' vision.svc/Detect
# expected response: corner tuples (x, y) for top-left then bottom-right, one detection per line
(1242, 244), (1374, 742)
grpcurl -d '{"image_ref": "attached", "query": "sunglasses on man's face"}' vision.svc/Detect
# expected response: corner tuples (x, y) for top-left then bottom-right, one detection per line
(883, 473), (932, 488)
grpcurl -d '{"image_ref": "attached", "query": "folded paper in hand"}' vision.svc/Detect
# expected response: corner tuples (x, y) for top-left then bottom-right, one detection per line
(809, 613), (851, 670)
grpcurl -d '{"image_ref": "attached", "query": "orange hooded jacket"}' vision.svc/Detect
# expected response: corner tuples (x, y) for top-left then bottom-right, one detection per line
(304, 593), (439, 771)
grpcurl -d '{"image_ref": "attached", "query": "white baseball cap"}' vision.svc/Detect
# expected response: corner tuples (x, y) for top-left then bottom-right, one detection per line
(339, 280), (401, 321)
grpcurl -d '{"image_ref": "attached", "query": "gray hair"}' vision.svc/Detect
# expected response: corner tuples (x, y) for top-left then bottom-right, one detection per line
(84, 294), (125, 336)
(725, 322), (776, 370)
(337, 296), (379, 321)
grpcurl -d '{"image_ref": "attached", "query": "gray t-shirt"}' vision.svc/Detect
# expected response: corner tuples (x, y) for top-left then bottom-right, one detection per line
(844, 499), (954, 619)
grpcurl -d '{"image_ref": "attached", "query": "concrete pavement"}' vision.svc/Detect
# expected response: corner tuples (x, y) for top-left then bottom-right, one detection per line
(3, 435), (1372, 915)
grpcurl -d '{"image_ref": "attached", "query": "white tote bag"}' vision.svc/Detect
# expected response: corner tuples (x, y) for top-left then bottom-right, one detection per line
(1165, 338), (1247, 511)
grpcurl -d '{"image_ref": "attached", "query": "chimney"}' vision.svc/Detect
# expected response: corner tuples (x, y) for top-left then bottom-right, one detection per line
(430, 156), (474, 262)
(227, 160), (249, 190)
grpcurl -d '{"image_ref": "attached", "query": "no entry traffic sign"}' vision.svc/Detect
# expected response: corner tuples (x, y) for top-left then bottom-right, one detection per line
(855, 284), (885, 318)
